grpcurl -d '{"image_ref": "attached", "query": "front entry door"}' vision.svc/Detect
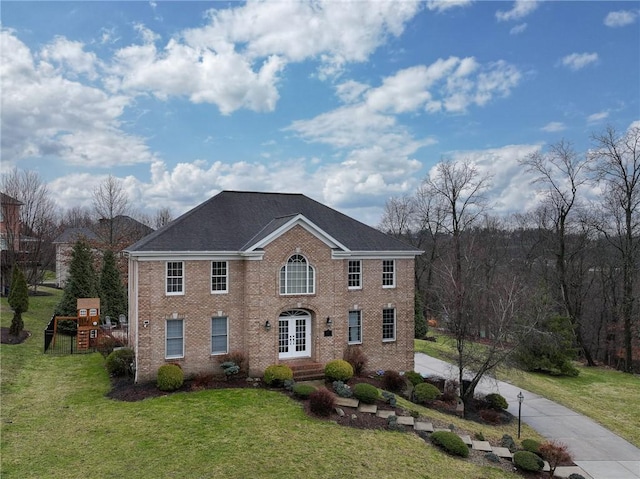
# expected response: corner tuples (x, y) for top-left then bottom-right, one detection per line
(278, 310), (311, 360)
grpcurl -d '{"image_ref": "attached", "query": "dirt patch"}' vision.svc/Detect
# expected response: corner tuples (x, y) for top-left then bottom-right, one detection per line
(1, 327), (30, 345)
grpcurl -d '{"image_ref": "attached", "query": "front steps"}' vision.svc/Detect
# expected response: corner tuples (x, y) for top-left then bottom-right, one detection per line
(285, 360), (325, 381)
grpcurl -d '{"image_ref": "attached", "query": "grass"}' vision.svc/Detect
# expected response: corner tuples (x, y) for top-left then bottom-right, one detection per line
(1, 288), (521, 479)
(415, 336), (640, 448)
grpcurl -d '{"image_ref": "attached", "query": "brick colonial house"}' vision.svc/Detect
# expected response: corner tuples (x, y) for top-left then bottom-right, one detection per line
(125, 191), (421, 383)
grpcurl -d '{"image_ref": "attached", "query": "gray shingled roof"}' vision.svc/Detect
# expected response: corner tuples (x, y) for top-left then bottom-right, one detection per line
(53, 227), (99, 244)
(126, 191), (418, 253)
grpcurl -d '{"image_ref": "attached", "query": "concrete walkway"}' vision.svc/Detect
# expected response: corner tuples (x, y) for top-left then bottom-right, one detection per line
(415, 353), (640, 479)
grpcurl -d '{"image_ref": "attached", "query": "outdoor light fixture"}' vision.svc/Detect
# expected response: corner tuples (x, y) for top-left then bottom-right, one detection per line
(326, 317), (332, 326)
(517, 391), (524, 439)
(264, 320), (271, 331)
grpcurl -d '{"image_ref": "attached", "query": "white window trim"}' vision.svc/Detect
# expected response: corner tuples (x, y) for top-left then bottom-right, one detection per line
(382, 308), (396, 342)
(382, 260), (396, 289)
(211, 261), (229, 294)
(165, 318), (184, 359)
(211, 316), (229, 355)
(166, 261), (185, 296)
(279, 254), (315, 295)
(348, 310), (362, 345)
(348, 260), (362, 290)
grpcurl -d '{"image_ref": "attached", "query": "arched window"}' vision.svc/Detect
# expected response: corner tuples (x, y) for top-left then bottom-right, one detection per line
(280, 254), (315, 295)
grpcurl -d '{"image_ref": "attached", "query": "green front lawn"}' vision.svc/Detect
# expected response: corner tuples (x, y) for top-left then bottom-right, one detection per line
(1, 289), (520, 479)
(415, 337), (640, 448)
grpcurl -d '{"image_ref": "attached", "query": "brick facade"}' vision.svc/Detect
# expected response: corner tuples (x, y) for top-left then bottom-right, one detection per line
(130, 225), (415, 382)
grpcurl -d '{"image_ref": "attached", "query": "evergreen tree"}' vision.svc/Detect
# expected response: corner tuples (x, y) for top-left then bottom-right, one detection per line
(55, 240), (98, 316)
(99, 250), (128, 322)
(8, 266), (29, 336)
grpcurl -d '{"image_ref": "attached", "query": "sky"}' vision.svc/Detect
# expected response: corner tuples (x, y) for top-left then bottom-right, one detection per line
(1, 0), (639, 226)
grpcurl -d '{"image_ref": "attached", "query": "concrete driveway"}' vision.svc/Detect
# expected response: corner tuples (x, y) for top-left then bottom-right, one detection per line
(414, 353), (640, 479)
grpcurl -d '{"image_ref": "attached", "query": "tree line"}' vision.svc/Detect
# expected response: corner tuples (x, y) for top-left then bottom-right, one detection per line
(380, 125), (639, 382)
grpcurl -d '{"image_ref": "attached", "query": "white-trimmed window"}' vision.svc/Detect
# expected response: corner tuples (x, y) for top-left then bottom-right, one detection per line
(348, 260), (362, 289)
(280, 254), (315, 295)
(79, 309), (87, 317)
(348, 310), (362, 344)
(166, 318), (184, 358)
(211, 261), (228, 293)
(382, 260), (395, 288)
(382, 308), (396, 342)
(211, 316), (228, 355)
(166, 261), (184, 295)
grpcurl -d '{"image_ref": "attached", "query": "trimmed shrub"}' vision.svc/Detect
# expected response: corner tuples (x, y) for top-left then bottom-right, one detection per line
(404, 371), (424, 386)
(324, 359), (354, 382)
(157, 364), (184, 391)
(485, 393), (508, 410)
(382, 370), (406, 392)
(353, 383), (379, 404)
(521, 439), (541, 454)
(413, 382), (440, 403)
(283, 379), (295, 391)
(220, 361), (240, 378)
(292, 383), (316, 399)
(343, 347), (368, 375)
(513, 451), (544, 472)
(332, 380), (353, 398)
(105, 348), (135, 377)
(484, 452), (501, 463)
(431, 431), (469, 458)
(263, 364), (293, 387)
(381, 391), (397, 407)
(216, 351), (247, 374)
(500, 434), (518, 453)
(309, 388), (335, 416)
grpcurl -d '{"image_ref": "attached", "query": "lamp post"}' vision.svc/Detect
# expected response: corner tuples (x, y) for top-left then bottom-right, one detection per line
(517, 391), (524, 439)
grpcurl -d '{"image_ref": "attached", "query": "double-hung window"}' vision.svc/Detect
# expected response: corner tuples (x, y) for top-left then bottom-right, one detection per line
(348, 310), (362, 344)
(382, 308), (396, 342)
(166, 261), (184, 295)
(348, 260), (362, 289)
(211, 261), (228, 293)
(211, 316), (228, 355)
(166, 318), (184, 358)
(280, 254), (315, 295)
(382, 260), (395, 288)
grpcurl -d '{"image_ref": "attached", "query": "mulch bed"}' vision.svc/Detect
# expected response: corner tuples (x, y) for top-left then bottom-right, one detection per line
(1, 327), (30, 345)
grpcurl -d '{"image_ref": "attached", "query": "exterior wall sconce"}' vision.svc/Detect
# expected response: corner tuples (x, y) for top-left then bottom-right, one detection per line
(264, 320), (272, 331)
(326, 317), (332, 326)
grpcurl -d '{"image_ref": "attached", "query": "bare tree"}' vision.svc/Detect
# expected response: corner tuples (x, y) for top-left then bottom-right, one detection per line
(61, 205), (94, 228)
(520, 140), (597, 365)
(590, 125), (640, 372)
(92, 175), (129, 246)
(1, 168), (57, 291)
(153, 207), (173, 229)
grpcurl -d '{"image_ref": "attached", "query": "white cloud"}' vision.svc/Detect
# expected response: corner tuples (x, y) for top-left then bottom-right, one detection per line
(604, 10), (638, 28)
(541, 122), (566, 132)
(587, 111), (609, 123)
(335, 80), (369, 104)
(426, 0), (473, 13)
(560, 52), (599, 71)
(496, 0), (538, 22)
(510, 23), (527, 35)
(1, 30), (155, 167)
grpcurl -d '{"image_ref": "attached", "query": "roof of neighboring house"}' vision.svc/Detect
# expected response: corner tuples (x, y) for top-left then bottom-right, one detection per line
(53, 227), (99, 244)
(126, 191), (420, 254)
(0, 192), (23, 206)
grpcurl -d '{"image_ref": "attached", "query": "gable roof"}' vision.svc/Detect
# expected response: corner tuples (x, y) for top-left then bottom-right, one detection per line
(53, 227), (99, 244)
(126, 191), (420, 256)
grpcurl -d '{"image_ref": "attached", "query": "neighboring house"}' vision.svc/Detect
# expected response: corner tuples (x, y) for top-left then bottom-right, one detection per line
(52, 227), (100, 288)
(125, 191), (422, 383)
(0, 193), (23, 294)
(53, 216), (153, 288)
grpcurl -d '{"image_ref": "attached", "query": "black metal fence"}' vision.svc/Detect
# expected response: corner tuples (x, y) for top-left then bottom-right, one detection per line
(43, 314), (97, 355)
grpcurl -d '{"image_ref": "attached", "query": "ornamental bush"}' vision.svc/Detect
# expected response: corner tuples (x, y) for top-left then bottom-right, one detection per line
(382, 370), (406, 392)
(404, 371), (424, 386)
(353, 383), (379, 404)
(343, 347), (368, 375)
(292, 383), (316, 399)
(513, 451), (544, 472)
(157, 364), (184, 391)
(431, 431), (469, 458)
(324, 359), (354, 382)
(263, 364), (293, 387)
(309, 388), (336, 416)
(332, 380), (353, 398)
(105, 348), (135, 377)
(521, 439), (541, 454)
(413, 382), (440, 403)
(485, 393), (508, 410)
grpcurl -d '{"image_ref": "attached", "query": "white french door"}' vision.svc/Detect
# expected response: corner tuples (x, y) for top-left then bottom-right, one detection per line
(278, 310), (311, 359)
